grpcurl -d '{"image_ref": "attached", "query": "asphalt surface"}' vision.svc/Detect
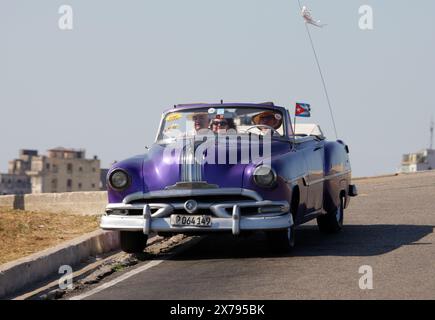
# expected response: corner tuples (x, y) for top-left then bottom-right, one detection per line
(72, 172), (435, 299)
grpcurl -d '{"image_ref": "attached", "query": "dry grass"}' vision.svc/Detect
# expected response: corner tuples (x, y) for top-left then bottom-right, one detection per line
(0, 209), (100, 265)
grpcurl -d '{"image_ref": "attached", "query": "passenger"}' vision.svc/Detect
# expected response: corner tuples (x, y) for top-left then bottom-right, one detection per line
(191, 113), (210, 133)
(210, 117), (236, 134)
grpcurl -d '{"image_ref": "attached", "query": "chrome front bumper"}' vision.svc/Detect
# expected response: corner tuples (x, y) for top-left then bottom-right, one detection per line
(101, 202), (293, 236)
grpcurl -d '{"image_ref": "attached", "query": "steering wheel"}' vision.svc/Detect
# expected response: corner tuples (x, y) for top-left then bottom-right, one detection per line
(246, 125), (280, 136)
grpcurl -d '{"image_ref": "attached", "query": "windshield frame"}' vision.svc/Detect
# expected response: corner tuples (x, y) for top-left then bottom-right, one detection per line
(155, 106), (290, 144)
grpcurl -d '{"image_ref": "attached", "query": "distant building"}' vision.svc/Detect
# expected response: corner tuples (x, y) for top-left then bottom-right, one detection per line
(0, 149), (37, 195)
(100, 168), (109, 191)
(0, 173), (31, 195)
(8, 149), (39, 175)
(0, 148), (103, 195)
(401, 149), (435, 173)
(25, 147), (101, 194)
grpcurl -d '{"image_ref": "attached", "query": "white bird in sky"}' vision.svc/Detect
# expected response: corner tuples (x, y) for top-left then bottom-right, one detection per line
(301, 6), (326, 28)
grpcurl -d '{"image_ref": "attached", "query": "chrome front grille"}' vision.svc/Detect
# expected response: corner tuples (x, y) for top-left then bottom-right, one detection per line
(107, 189), (288, 218)
(108, 199), (289, 218)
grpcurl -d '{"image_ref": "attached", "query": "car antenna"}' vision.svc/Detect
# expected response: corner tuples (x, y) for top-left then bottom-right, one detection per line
(220, 99), (224, 104)
(297, 1), (339, 140)
(430, 116), (434, 150)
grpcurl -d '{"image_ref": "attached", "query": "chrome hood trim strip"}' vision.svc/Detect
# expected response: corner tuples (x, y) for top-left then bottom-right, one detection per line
(180, 138), (202, 182)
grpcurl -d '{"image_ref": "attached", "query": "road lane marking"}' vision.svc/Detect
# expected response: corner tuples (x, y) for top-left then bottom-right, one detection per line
(69, 259), (164, 300)
(69, 235), (203, 300)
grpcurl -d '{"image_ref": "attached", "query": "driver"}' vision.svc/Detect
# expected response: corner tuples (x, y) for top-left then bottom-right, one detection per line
(251, 111), (283, 135)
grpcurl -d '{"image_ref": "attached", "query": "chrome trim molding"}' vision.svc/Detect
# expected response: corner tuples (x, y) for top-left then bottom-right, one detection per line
(122, 188), (263, 204)
(324, 170), (351, 181)
(211, 200), (289, 218)
(285, 173), (307, 185)
(107, 203), (172, 218)
(165, 182), (219, 190)
(306, 177), (325, 186)
(285, 170), (351, 187)
(180, 138), (202, 182)
(101, 212), (294, 236)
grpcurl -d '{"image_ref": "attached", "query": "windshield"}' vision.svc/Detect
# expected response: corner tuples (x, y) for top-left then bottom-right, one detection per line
(157, 107), (286, 142)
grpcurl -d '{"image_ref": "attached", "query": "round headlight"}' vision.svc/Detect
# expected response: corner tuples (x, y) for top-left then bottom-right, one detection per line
(253, 166), (277, 188)
(109, 170), (130, 190)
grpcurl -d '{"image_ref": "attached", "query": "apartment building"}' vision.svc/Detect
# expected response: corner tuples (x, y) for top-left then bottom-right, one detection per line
(0, 173), (31, 195)
(0, 149), (36, 195)
(25, 148), (101, 193)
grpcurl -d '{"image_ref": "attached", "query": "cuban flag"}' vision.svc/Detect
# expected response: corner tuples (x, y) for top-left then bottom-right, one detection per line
(295, 103), (311, 117)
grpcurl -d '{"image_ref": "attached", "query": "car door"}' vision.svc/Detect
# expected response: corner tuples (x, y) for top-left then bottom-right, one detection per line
(302, 138), (325, 212)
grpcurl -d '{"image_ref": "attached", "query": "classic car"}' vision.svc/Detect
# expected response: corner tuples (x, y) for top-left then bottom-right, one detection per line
(101, 102), (357, 253)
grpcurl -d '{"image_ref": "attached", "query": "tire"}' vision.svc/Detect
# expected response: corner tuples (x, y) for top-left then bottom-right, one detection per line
(317, 196), (344, 233)
(266, 225), (296, 253)
(120, 231), (148, 253)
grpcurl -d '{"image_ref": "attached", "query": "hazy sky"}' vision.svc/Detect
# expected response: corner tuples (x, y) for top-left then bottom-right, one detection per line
(1, 0), (434, 177)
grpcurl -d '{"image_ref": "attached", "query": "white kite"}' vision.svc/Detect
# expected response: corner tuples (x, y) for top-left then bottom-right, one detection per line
(301, 6), (326, 28)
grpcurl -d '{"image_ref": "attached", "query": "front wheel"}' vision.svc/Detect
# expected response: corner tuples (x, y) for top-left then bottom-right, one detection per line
(266, 225), (296, 252)
(120, 231), (148, 253)
(317, 197), (344, 233)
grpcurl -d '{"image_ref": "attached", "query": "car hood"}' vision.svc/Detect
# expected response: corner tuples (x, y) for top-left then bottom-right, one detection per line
(143, 138), (291, 191)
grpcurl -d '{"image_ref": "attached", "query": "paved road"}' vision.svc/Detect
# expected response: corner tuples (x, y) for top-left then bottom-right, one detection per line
(73, 172), (435, 299)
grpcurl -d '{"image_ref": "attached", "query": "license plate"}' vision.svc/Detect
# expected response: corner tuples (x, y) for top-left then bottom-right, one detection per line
(170, 214), (212, 227)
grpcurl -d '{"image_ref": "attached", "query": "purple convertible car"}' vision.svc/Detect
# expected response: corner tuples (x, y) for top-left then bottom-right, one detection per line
(101, 102), (357, 253)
